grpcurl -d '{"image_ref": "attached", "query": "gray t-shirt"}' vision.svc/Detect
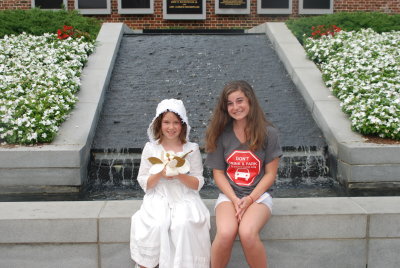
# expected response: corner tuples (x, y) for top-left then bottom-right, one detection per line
(205, 124), (282, 198)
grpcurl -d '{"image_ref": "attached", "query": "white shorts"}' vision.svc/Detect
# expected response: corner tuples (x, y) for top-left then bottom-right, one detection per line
(215, 192), (273, 213)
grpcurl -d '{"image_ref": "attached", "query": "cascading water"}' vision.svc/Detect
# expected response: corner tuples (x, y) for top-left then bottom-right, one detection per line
(84, 33), (340, 200)
(84, 145), (341, 200)
(273, 146), (342, 197)
(85, 148), (143, 199)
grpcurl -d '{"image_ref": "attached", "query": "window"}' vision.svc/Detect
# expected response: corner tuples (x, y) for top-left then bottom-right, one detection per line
(75, 0), (111, 15)
(257, 0), (292, 14)
(299, 0), (333, 14)
(32, 0), (67, 9)
(118, 0), (154, 14)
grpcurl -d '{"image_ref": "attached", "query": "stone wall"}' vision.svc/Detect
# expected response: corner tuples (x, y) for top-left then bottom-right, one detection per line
(1, 0), (399, 30)
(1, 197), (399, 267)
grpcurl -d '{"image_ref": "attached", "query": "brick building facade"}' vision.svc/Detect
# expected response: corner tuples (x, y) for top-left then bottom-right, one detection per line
(1, 0), (399, 30)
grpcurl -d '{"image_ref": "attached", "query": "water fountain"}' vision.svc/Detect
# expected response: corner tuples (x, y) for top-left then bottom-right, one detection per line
(84, 33), (339, 201)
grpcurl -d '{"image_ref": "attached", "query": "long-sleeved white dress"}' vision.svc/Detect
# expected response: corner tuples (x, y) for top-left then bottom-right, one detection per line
(130, 141), (211, 268)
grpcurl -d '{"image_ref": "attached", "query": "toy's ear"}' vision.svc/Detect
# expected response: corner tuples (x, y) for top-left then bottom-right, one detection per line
(148, 157), (163, 164)
(173, 156), (186, 167)
(181, 150), (193, 159)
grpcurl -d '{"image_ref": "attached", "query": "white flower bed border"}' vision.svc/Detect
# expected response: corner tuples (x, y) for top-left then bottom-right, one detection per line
(0, 33), (95, 144)
(0, 23), (125, 191)
(304, 29), (400, 140)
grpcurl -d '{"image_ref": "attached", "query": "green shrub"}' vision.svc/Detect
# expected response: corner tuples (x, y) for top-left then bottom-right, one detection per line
(286, 12), (400, 44)
(0, 8), (101, 40)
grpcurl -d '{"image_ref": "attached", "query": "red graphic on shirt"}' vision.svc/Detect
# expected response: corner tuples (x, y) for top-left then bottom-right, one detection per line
(226, 150), (261, 186)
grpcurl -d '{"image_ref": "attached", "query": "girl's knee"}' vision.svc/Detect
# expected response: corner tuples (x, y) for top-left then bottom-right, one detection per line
(238, 225), (259, 245)
(216, 225), (238, 243)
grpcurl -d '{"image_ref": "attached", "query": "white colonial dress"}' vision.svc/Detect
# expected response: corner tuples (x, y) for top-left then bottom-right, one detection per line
(130, 99), (211, 268)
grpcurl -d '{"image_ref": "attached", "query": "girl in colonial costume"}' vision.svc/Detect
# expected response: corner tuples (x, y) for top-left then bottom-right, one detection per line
(130, 99), (210, 268)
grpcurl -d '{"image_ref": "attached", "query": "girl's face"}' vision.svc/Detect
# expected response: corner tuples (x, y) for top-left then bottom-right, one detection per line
(227, 90), (250, 122)
(161, 112), (182, 141)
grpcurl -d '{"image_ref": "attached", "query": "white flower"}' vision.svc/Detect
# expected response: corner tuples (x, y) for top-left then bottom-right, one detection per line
(305, 28), (400, 140)
(0, 32), (95, 144)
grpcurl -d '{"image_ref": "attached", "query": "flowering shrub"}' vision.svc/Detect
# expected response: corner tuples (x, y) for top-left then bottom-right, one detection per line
(0, 32), (95, 144)
(57, 25), (91, 40)
(310, 25), (341, 39)
(304, 29), (400, 140)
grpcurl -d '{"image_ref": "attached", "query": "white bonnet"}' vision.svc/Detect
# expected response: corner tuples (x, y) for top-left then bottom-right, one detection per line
(147, 99), (191, 143)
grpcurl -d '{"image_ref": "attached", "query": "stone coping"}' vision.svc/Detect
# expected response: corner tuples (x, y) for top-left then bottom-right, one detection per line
(2, 197), (400, 243)
(0, 197), (399, 267)
(247, 23), (400, 187)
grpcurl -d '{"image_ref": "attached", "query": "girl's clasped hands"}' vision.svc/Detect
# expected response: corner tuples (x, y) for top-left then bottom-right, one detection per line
(234, 195), (253, 222)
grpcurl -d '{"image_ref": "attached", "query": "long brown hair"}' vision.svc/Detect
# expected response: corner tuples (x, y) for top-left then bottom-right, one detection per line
(205, 80), (270, 152)
(152, 111), (187, 144)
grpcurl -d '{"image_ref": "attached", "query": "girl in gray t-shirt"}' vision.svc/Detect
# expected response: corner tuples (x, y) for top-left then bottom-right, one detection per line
(205, 80), (282, 267)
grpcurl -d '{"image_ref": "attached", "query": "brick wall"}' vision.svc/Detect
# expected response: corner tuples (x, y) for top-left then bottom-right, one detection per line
(1, 0), (399, 30)
(335, 0), (400, 13)
(0, 0), (31, 10)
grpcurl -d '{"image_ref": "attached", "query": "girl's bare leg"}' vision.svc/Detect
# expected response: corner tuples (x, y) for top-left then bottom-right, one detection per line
(238, 203), (271, 268)
(211, 202), (239, 268)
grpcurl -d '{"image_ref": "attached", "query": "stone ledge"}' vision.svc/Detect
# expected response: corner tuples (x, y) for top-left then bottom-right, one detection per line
(0, 244), (98, 268)
(0, 201), (105, 243)
(0, 197), (399, 267)
(0, 23), (125, 190)
(263, 22), (400, 190)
